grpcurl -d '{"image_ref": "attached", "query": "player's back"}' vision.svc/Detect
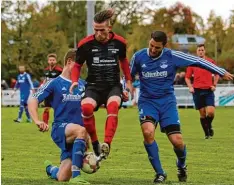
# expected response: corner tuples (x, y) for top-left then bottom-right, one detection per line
(33, 76), (84, 125)
(131, 48), (178, 98)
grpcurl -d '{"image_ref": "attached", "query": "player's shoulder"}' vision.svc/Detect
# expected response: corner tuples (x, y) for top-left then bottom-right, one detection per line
(205, 57), (216, 64)
(54, 65), (63, 71)
(163, 48), (173, 56)
(78, 34), (95, 48)
(134, 48), (148, 58)
(44, 66), (50, 70)
(112, 32), (126, 45)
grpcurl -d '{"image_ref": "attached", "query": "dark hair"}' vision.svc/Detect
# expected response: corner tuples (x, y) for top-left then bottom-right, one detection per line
(197, 43), (205, 48)
(151, 31), (167, 46)
(47, 53), (57, 59)
(94, 8), (114, 24)
(64, 49), (76, 65)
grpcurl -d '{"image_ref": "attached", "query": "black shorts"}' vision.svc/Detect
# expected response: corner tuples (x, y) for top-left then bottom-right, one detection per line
(193, 88), (215, 110)
(44, 94), (53, 107)
(84, 84), (123, 111)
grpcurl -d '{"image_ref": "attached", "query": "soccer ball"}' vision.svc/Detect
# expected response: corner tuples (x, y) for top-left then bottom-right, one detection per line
(81, 152), (100, 174)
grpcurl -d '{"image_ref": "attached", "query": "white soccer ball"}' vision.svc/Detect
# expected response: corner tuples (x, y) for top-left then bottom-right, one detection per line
(81, 152), (100, 174)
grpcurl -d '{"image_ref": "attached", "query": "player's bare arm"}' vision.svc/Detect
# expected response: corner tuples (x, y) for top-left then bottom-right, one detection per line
(28, 97), (49, 132)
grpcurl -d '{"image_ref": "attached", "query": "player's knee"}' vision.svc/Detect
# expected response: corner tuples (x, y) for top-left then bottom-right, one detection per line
(170, 134), (184, 148)
(81, 103), (94, 117)
(142, 128), (155, 142)
(75, 126), (86, 138)
(57, 173), (70, 182)
(107, 101), (119, 114)
(207, 111), (214, 118)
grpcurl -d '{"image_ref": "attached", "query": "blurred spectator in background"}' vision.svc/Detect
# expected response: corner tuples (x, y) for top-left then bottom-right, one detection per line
(178, 72), (186, 85)
(10, 78), (17, 89)
(174, 73), (180, 85)
(1, 79), (9, 90)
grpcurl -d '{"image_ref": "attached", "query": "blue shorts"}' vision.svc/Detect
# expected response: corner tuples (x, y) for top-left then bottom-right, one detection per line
(138, 95), (180, 132)
(51, 122), (83, 162)
(193, 88), (215, 110)
(20, 94), (30, 106)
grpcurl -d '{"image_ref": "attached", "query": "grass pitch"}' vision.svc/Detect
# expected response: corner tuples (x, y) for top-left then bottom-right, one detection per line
(1, 107), (234, 185)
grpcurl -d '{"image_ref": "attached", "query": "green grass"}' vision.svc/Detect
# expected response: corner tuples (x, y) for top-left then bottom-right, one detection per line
(1, 107), (234, 185)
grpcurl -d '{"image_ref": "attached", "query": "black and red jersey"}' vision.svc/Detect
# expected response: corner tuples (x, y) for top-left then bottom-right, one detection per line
(44, 65), (63, 81)
(75, 32), (128, 87)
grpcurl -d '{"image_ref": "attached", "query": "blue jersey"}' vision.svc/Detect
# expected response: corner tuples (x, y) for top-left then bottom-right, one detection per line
(15, 72), (34, 96)
(32, 76), (86, 126)
(130, 48), (226, 98)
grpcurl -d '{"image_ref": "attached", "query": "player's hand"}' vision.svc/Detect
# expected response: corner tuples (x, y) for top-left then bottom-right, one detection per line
(69, 82), (78, 94)
(188, 87), (194, 93)
(35, 120), (49, 132)
(222, 72), (234, 81)
(122, 90), (129, 102)
(11, 92), (15, 98)
(210, 85), (216, 91)
(125, 80), (133, 97)
(31, 89), (36, 94)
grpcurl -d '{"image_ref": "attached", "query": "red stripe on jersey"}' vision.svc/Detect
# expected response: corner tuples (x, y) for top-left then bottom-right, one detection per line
(113, 33), (126, 45)
(78, 35), (95, 48)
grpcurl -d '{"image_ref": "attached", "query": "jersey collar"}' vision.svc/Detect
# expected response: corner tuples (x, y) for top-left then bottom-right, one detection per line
(147, 48), (164, 60)
(20, 72), (26, 76)
(59, 75), (71, 82)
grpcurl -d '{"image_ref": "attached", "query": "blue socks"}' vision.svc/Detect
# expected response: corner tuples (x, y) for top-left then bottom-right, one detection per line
(174, 145), (187, 168)
(18, 106), (24, 120)
(72, 139), (86, 178)
(25, 106), (31, 120)
(46, 165), (59, 180)
(144, 141), (164, 175)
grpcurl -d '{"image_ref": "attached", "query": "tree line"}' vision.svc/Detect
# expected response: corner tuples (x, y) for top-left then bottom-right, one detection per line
(1, 1), (234, 82)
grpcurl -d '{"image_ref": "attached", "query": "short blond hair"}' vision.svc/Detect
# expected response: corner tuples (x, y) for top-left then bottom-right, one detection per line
(47, 53), (57, 59)
(64, 49), (76, 65)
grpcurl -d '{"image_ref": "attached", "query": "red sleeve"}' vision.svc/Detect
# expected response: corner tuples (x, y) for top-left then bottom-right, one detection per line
(120, 58), (132, 81)
(71, 63), (82, 83)
(185, 67), (193, 78)
(55, 65), (63, 72)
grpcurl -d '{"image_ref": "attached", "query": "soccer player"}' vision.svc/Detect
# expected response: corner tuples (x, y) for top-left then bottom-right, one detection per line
(69, 9), (132, 159)
(28, 49), (90, 184)
(185, 44), (219, 139)
(42, 53), (63, 125)
(12, 65), (35, 123)
(130, 31), (233, 183)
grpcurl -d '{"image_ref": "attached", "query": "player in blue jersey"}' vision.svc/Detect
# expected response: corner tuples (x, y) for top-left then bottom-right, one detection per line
(130, 31), (233, 184)
(28, 49), (90, 184)
(12, 65), (35, 123)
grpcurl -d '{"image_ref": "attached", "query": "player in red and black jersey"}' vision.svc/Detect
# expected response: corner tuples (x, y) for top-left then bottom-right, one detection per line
(185, 44), (219, 139)
(42, 53), (63, 125)
(70, 9), (133, 160)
